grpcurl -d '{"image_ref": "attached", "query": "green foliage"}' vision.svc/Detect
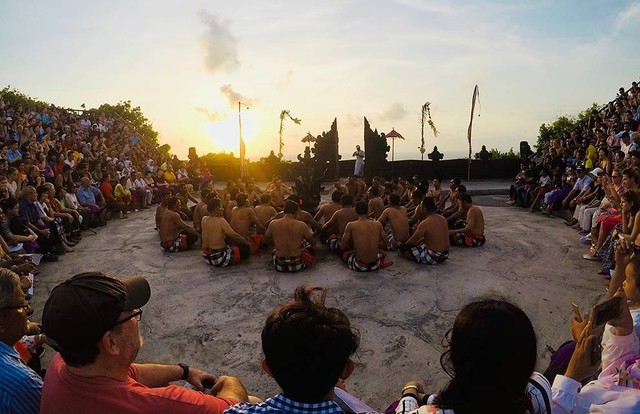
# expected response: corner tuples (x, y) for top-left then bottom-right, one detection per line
(536, 102), (600, 149)
(1, 86), (49, 109)
(490, 147), (519, 159)
(95, 100), (159, 146)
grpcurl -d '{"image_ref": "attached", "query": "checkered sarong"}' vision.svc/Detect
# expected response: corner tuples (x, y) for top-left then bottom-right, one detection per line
(203, 246), (236, 267)
(408, 245), (449, 264)
(455, 233), (486, 247)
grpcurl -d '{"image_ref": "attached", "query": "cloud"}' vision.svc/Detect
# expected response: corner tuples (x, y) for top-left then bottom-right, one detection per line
(220, 84), (257, 108)
(380, 103), (408, 122)
(343, 114), (362, 128)
(195, 107), (227, 122)
(199, 11), (240, 74)
(276, 69), (294, 89)
(613, 3), (640, 34)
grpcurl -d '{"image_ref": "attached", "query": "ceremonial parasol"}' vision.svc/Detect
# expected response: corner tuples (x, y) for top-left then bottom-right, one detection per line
(385, 128), (404, 162)
(301, 132), (316, 147)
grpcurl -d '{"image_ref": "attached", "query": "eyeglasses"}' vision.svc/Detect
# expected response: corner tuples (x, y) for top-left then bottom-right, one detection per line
(112, 309), (142, 328)
(3, 300), (31, 312)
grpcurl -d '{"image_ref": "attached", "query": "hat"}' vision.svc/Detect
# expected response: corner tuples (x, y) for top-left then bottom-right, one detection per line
(42, 272), (150, 352)
(589, 167), (605, 176)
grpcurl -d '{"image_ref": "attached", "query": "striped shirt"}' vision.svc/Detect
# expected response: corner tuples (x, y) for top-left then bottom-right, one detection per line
(0, 341), (43, 414)
(225, 394), (343, 414)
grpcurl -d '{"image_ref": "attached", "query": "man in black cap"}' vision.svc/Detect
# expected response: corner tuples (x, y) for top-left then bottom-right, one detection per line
(40, 272), (249, 413)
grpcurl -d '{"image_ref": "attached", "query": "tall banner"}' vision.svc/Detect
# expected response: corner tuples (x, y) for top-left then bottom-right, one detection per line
(467, 85), (480, 180)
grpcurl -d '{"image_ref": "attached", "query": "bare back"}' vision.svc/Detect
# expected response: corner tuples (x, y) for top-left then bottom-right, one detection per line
(408, 212), (450, 253)
(254, 204), (277, 228)
(315, 202), (342, 224)
(342, 219), (385, 263)
(466, 205), (485, 236)
(378, 206), (410, 242)
(368, 197), (385, 220)
(201, 216), (234, 250)
(266, 216), (314, 257)
(230, 206), (261, 238)
(331, 207), (359, 238)
(159, 210), (185, 245)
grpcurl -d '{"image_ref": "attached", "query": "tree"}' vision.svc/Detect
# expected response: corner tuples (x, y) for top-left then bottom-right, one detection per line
(535, 102), (600, 149)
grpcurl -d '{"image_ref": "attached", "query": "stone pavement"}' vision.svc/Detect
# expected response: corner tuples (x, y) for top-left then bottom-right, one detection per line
(31, 182), (604, 409)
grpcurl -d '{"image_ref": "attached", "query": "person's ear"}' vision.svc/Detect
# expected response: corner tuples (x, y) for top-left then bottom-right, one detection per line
(261, 358), (273, 378)
(340, 359), (355, 381)
(101, 330), (120, 355)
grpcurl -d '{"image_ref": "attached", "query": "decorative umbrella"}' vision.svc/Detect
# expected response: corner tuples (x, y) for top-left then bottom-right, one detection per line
(301, 132), (316, 146)
(385, 128), (404, 162)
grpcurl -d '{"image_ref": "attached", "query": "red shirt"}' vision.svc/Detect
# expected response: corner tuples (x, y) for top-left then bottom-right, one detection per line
(41, 354), (235, 414)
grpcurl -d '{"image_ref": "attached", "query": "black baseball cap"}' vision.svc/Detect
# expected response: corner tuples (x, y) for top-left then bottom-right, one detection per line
(42, 272), (150, 351)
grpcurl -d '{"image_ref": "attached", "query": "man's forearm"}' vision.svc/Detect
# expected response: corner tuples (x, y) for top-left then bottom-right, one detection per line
(134, 363), (183, 387)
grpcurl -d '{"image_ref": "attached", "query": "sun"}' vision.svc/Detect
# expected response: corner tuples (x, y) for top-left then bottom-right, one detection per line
(203, 111), (262, 155)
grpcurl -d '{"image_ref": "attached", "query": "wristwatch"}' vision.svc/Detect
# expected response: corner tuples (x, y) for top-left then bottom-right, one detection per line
(178, 363), (189, 380)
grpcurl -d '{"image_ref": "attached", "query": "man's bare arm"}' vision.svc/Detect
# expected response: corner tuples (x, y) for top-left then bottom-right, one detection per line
(377, 209), (389, 226)
(302, 224), (317, 247)
(313, 206), (325, 222)
(404, 223), (425, 245)
(249, 210), (265, 234)
(263, 223), (273, 245)
(339, 224), (352, 251)
(222, 221), (250, 245)
(321, 211), (339, 232)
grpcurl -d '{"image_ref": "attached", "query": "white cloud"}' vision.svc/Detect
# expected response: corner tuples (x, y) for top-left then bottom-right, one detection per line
(614, 2), (640, 29)
(199, 11), (240, 74)
(380, 103), (408, 123)
(195, 107), (227, 122)
(220, 84), (257, 108)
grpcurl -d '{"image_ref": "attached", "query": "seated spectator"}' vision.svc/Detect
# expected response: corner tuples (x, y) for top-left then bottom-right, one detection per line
(40, 272), (249, 413)
(113, 175), (133, 213)
(225, 286), (366, 414)
(129, 171), (151, 208)
(0, 268), (43, 414)
(339, 201), (392, 271)
(396, 298), (551, 414)
(19, 187), (67, 256)
(552, 289), (640, 413)
(100, 174), (126, 219)
(76, 177), (107, 227)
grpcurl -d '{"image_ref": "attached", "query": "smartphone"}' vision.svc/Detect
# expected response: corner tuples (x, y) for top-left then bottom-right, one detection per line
(571, 303), (582, 322)
(590, 297), (622, 327)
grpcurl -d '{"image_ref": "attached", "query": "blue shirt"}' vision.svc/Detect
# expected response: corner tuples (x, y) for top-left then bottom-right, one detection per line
(0, 341), (43, 414)
(6, 149), (22, 164)
(225, 394), (343, 414)
(76, 185), (100, 206)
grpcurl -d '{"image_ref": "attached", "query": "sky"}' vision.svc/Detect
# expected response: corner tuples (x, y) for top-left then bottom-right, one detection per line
(2, 0), (640, 161)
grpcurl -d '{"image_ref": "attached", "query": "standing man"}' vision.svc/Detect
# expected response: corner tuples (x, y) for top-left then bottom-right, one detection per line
(264, 200), (316, 273)
(40, 272), (249, 413)
(339, 201), (393, 271)
(353, 145), (365, 177)
(0, 269), (42, 414)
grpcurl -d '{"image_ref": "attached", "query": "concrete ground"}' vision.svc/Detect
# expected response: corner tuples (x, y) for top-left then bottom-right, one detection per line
(32, 180), (604, 409)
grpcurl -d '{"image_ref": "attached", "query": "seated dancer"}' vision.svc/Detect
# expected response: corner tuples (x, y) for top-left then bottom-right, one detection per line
(319, 194), (358, 254)
(377, 194), (410, 250)
(202, 198), (250, 267)
(398, 197), (450, 264)
(339, 201), (393, 272)
(368, 186), (385, 220)
(314, 190), (343, 225)
(264, 200), (316, 273)
(192, 188), (210, 233)
(159, 196), (199, 252)
(230, 194), (265, 254)
(254, 193), (277, 229)
(449, 193), (486, 247)
(272, 195), (320, 231)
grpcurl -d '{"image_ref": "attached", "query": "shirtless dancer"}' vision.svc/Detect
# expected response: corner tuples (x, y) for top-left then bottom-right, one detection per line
(269, 176), (291, 210)
(202, 198), (251, 266)
(399, 197), (450, 264)
(192, 188), (210, 233)
(377, 194), (410, 250)
(230, 194), (265, 253)
(339, 201), (393, 271)
(319, 194), (358, 254)
(264, 200), (316, 272)
(159, 196), (199, 252)
(254, 194), (277, 229)
(449, 193), (486, 247)
(368, 187), (385, 220)
(314, 191), (343, 227)
(272, 195), (320, 231)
